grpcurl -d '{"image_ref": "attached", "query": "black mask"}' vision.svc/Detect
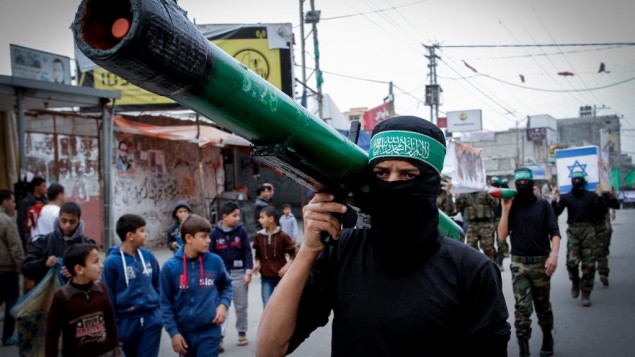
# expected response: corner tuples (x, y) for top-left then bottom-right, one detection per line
(367, 163), (440, 273)
(514, 180), (536, 205)
(572, 179), (586, 197)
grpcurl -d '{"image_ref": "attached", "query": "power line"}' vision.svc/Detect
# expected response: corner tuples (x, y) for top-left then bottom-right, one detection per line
(478, 74), (635, 92)
(301, 65), (391, 84)
(441, 42), (635, 48)
(438, 56), (522, 125)
(321, 0), (429, 21)
(460, 45), (629, 61)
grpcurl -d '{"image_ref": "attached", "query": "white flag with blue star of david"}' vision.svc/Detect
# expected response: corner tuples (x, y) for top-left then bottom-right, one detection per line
(555, 146), (599, 193)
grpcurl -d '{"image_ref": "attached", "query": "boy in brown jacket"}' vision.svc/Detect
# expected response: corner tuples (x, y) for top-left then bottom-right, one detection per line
(252, 206), (296, 307)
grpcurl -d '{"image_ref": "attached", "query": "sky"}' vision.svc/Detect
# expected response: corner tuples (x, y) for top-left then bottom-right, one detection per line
(1, 0), (634, 155)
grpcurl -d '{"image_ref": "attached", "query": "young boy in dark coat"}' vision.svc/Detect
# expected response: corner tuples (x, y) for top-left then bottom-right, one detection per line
(45, 243), (122, 357)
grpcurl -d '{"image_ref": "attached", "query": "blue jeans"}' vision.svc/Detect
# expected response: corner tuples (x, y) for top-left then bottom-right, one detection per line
(261, 276), (281, 308)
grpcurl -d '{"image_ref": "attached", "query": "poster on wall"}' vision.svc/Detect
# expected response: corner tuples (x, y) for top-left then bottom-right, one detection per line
(115, 136), (135, 175)
(24, 127), (104, 246)
(57, 135), (100, 203)
(441, 141), (487, 193)
(148, 150), (167, 177)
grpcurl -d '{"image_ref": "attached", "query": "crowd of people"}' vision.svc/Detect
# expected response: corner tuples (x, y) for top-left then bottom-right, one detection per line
(0, 178), (299, 357)
(0, 116), (623, 357)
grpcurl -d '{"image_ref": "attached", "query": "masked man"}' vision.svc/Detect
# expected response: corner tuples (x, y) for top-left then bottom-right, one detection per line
(499, 168), (561, 357)
(255, 116), (510, 356)
(551, 171), (607, 307)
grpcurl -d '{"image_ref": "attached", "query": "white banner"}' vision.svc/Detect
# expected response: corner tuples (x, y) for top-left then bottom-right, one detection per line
(441, 141), (487, 193)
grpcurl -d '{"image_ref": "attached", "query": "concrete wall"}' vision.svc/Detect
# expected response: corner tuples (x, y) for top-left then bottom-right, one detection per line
(112, 133), (223, 247)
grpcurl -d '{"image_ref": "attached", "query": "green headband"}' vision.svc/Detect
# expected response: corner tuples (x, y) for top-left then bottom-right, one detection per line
(369, 130), (445, 173)
(514, 170), (533, 181)
(571, 171), (586, 179)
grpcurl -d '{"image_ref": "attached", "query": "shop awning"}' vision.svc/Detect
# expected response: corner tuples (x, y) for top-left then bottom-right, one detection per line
(114, 115), (251, 147)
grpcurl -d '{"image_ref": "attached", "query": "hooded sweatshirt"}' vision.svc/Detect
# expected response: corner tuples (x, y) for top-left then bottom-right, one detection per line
(253, 227), (296, 278)
(102, 246), (161, 319)
(210, 222), (253, 272)
(22, 220), (94, 283)
(279, 212), (299, 239)
(167, 200), (192, 251)
(160, 247), (232, 337)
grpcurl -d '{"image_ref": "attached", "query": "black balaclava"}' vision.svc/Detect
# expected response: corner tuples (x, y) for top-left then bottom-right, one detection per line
(571, 171), (587, 197)
(513, 168), (536, 205)
(367, 116), (446, 272)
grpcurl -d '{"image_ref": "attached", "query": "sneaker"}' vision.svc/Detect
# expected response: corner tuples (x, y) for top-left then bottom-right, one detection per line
(600, 275), (609, 287)
(2, 335), (17, 346)
(238, 334), (248, 346)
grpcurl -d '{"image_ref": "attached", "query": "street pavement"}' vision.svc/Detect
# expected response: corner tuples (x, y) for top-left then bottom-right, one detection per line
(2, 209), (634, 356)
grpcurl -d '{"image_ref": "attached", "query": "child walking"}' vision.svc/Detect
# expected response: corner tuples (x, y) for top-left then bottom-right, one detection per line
(167, 200), (192, 252)
(210, 202), (253, 349)
(45, 243), (122, 357)
(161, 214), (232, 357)
(102, 214), (162, 357)
(252, 206), (296, 307)
(279, 203), (299, 242)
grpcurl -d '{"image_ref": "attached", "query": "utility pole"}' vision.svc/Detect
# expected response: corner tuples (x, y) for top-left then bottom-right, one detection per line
(424, 44), (441, 125)
(385, 81), (395, 116)
(299, 0), (307, 93)
(306, 0), (323, 119)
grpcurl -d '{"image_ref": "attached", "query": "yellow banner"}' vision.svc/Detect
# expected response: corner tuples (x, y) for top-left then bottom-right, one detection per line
(90, 68), (173, 105)
(214, 37), (283, 91)
(87, 36), (284, 106)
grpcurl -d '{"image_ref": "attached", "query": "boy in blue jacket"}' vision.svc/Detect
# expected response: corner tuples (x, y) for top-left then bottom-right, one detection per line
(102, 214), (162, 357)
(210, 202), (253, 349)
(161, 214), (232, 357)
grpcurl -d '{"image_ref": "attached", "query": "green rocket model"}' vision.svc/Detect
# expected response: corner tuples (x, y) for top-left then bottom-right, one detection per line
(73, 0), (463, 240)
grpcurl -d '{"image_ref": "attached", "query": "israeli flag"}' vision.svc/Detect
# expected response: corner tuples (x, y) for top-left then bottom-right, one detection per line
(555, 146), (599, 193)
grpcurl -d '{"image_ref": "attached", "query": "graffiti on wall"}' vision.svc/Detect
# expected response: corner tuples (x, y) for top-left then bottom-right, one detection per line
(112, 134), (222, 247)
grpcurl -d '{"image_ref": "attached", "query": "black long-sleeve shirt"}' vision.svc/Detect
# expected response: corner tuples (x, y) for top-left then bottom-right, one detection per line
(288, 230), (510, 356)
(602, 192), (620, 210)
(508, 199), (560, 256)
(552, 190), (608, 224)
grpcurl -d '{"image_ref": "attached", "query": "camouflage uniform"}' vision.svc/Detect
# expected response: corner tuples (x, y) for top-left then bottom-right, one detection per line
(594, 214), (612, 279)
(594, 192), (620, 283)
(566, 223), (596, 294)
(510, 256), (553, 341)
(456, 191), (499, 260)
(436, 191), (455, 216)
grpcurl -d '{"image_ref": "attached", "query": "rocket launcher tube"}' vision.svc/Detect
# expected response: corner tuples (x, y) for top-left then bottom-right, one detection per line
(488, 188), (518, 199)
(72, 0), (463, 240)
